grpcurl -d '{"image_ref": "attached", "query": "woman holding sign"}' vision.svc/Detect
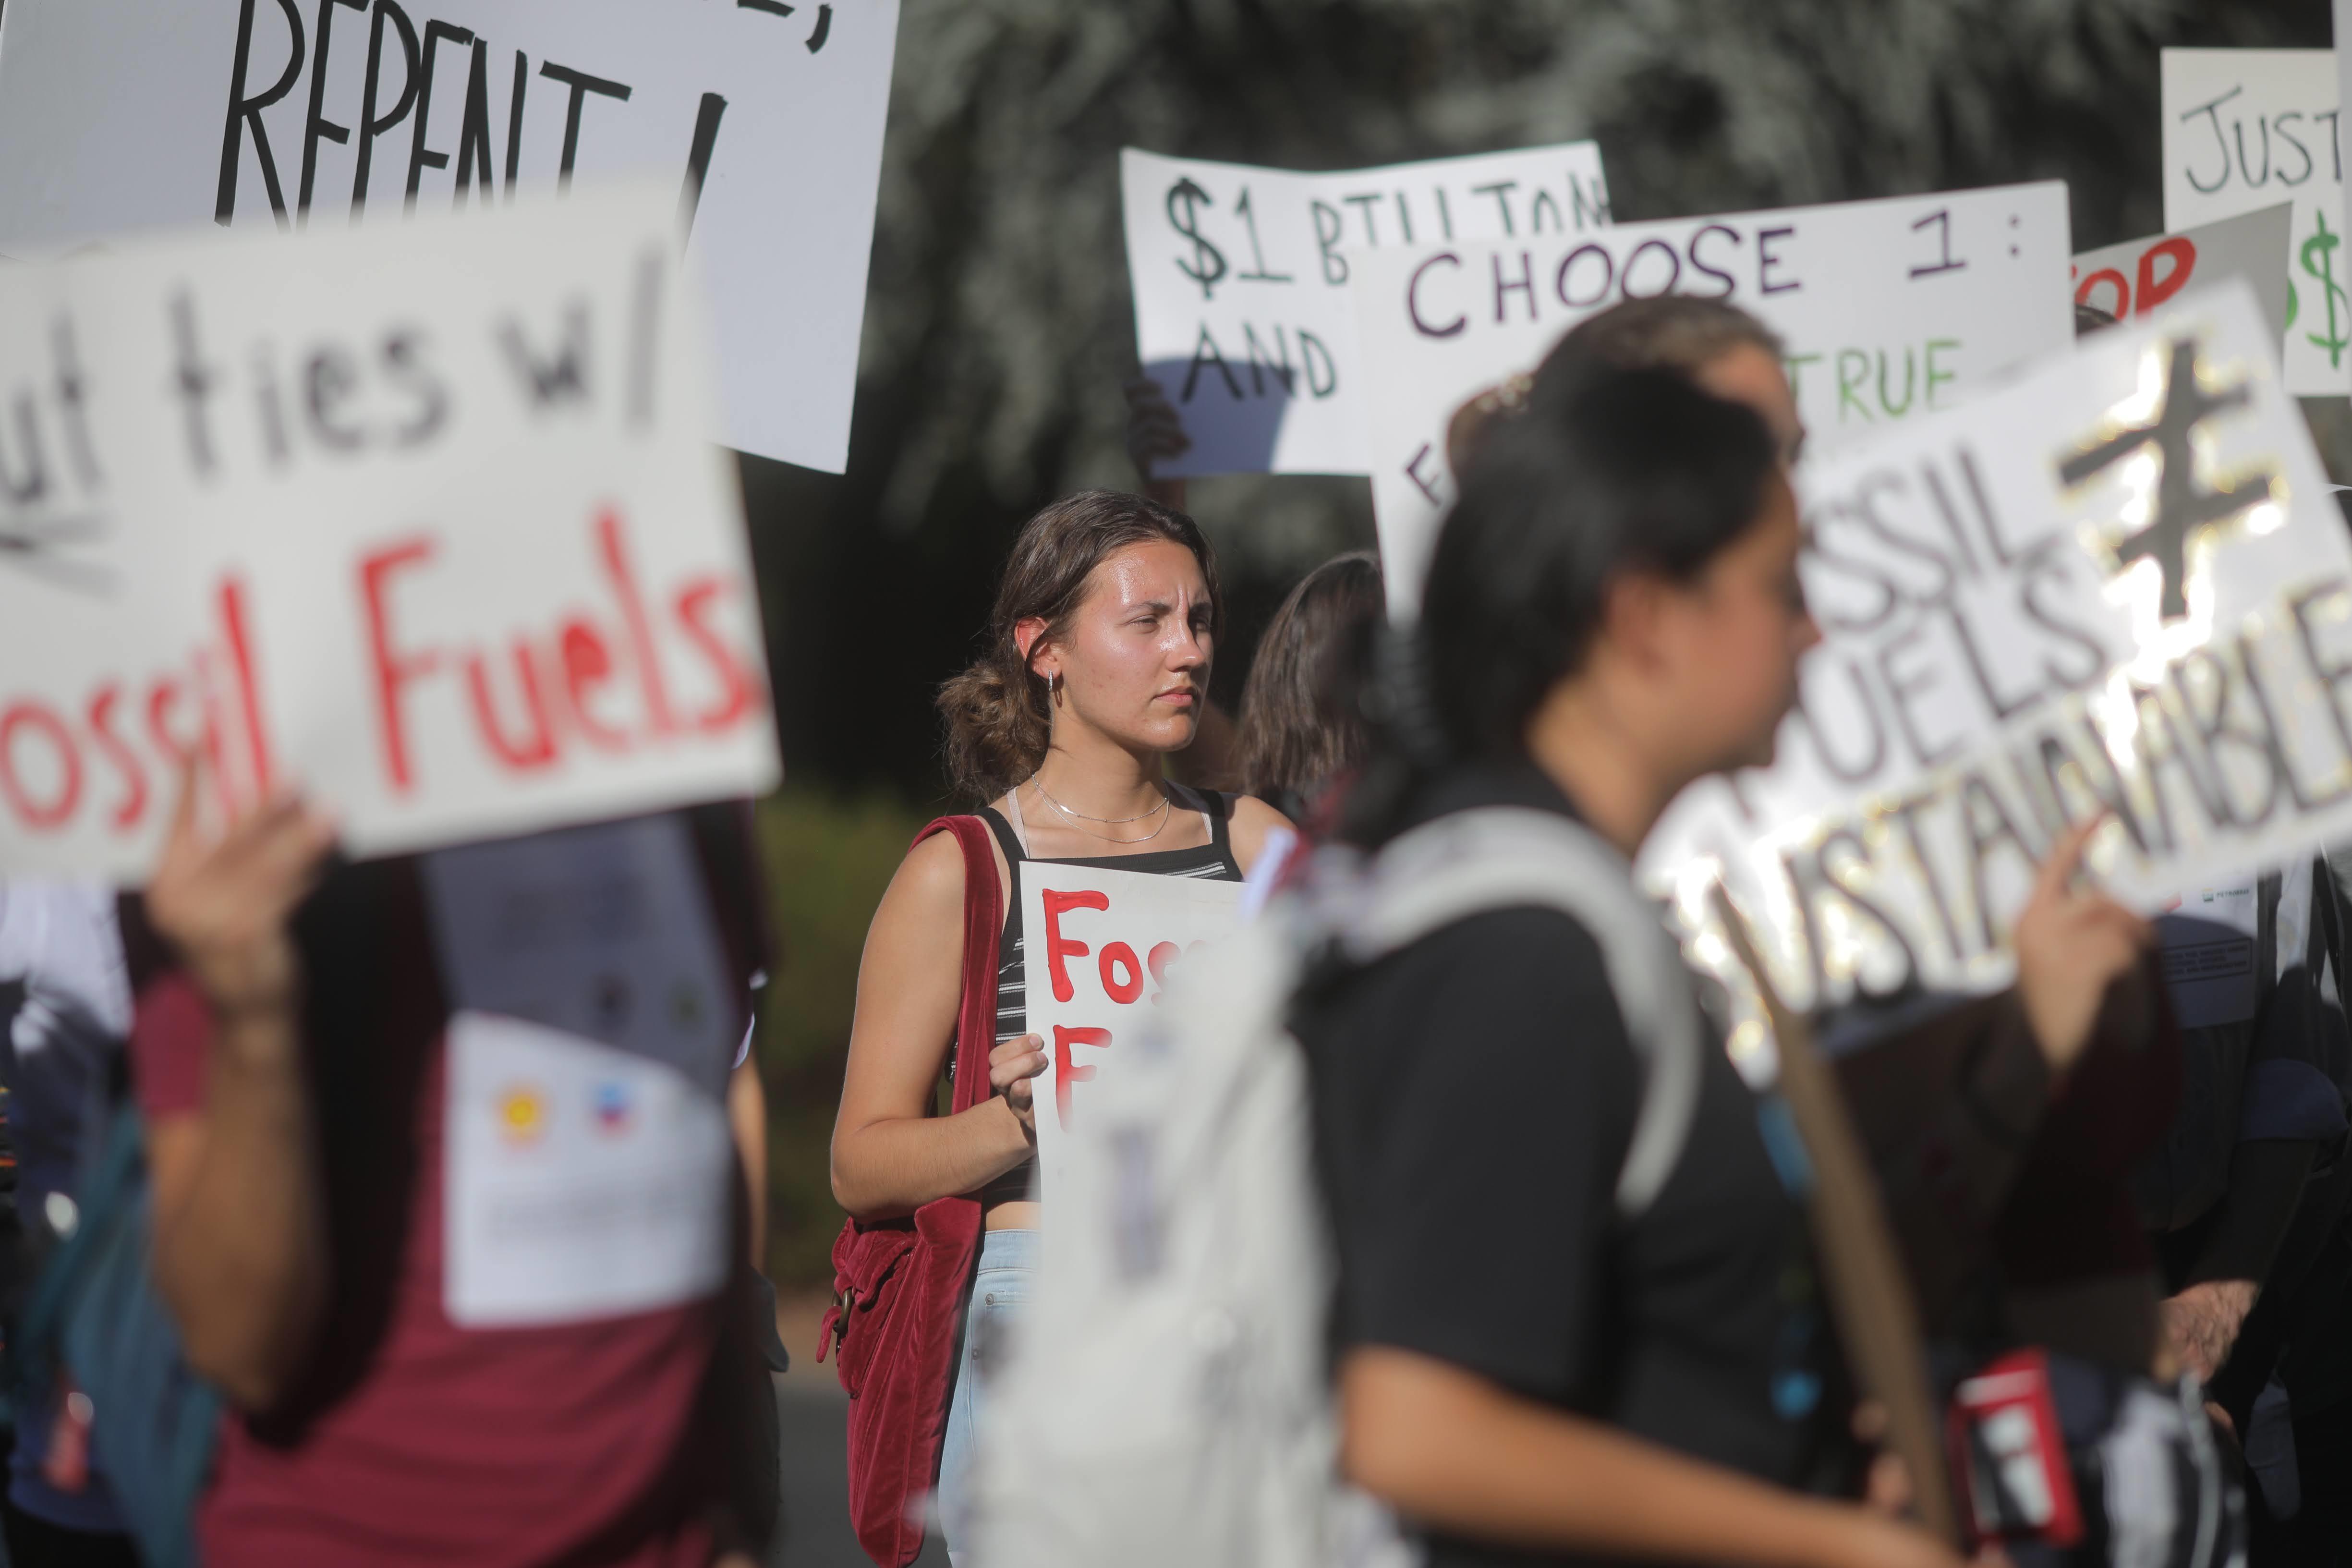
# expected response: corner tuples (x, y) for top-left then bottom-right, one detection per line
(1296, 363), (2159, 1568)
(828, 490), (1288, 1561)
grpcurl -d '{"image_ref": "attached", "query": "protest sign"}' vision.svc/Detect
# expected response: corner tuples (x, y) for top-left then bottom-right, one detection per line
(2162, 49), (2349, 398)
(1019, 861), (1240, 1198)
(0, 180), (778, 878)
(1350, 182), (2072, 617)
(1122, 142), (1609, 477)
(2073, 203), (2293, 342)
(1637, 281), (2352, 1024)
(0, 0), (897, 473)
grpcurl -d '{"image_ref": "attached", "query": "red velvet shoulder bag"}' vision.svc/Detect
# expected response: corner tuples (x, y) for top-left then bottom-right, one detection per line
(817, 815), (1000, 1567)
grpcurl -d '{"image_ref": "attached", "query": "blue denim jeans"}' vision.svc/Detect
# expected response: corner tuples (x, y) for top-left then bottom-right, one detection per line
(935, 1227), (1034, 1562)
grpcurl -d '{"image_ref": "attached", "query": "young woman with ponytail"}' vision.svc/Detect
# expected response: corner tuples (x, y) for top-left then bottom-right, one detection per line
(1296, 357), (2157, 1568)
(828, 489), (1288, 1561)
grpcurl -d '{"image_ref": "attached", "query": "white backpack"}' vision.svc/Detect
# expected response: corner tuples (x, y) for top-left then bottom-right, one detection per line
(969, 806), (1706, 1568)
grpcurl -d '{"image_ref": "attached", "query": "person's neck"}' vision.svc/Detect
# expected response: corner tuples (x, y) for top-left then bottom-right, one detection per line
(1522, 678), (1682, 860)
(1028, 728), (1166, 821)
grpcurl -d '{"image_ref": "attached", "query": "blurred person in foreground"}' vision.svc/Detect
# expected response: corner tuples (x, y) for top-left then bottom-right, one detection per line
(130, 776), (776, 1567)
(1295, 359), (2158, 1567)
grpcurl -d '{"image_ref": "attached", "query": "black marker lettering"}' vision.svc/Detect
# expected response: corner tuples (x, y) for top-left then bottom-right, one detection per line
(1180, 324), (1241, 402)
(537, 61), (632, 191)
(252, 345), (291, 466)
(1491, 250), (1537, 324)
(1311, 201), (1346, 285)
(49, 318), (99, 490)
(1299, 330), (1337, 397)
(452, 37), (495, 208)
(218, 0), (307, 227)
(1469, 180), (1518, 236)
(1406, 253), (1466, 339)
(505, 50), (528, 195)
(1621, 237), (1681, 299)
(498, 305), (591, 408)
(405, 19), (474, 208)
(2276, 111), (2314, 186)
(1884, 788), (1964, 962)
(298, 0), (365, 220)
(170, 293), (222, 477)
(1343, 193), (1382, 247)
(352, 0), (423, 217)
(1687, 223), (1740, 297)
(304, 346), (367, 450)
(0, 394), (48, 506)
(1405, 444), (1442, 506)
(1528, 189), (1564, 235)
(1554, 243), (1613, 309)
(680, 93), (727, 238)
(1240, 325), (1296, 397)
(381, 329), (449, 446)
(2178, 87), (2242, 195)
(1758, 225), (1798, 293)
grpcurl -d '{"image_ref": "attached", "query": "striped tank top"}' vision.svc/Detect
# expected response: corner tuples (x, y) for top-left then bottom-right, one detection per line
(976, 782), (1245, 1206)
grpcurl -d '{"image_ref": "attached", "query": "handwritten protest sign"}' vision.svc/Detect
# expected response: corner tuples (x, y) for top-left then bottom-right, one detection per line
(1122, 143), (1608, 477)
(1350, 182), (2071, 617)
(2073, 203), (2293, 342)
(0, 180), (777, 878)
(1637, 282), (2352, 1022)
(0, 0), (897, 473)
(2162, 49), (2349, 398)
(1020, 861), (1240, 1198)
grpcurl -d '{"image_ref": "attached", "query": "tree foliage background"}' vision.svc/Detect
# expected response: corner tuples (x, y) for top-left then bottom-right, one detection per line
(751, 0), (2337, 1283)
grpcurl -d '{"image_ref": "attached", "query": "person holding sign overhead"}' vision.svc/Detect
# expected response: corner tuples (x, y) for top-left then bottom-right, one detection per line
(827, 490), (1288, 1562)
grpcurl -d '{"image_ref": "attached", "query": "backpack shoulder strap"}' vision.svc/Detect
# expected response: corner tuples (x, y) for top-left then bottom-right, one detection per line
(914, 816), (1003, 1115)
(1348, 806), (1703, 1218)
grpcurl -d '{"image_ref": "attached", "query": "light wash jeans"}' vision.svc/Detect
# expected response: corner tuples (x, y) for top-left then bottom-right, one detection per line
(935, 1227), (1034, 1563)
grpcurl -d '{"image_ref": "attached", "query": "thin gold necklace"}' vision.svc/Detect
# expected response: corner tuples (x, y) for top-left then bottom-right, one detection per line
(1027, 778), (1174, 843)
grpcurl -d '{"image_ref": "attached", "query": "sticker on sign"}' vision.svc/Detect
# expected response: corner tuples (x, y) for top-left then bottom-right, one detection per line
(1122, 142), (1608, 478)
(1638, 280), (2352, 1025)
(0, 179), (777, 879)
(1349, 182), (2072, 619)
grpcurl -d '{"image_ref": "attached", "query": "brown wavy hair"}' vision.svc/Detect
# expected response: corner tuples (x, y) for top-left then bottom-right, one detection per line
(1237, 551), (1383, 808)
(938, 490), (1221, 802)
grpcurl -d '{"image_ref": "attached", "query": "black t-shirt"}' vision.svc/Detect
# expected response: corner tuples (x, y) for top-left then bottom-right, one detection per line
(1294, 763), (1845, 1568)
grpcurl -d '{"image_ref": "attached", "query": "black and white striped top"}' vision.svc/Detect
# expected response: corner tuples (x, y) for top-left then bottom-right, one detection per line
(976, 783), (1244, 1206)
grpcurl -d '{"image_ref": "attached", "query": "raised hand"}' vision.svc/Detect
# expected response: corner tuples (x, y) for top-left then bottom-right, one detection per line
(1124, 375), (1191, 479)
(145, 766), (339, 1019)
(2012, 816), (2155, 1075)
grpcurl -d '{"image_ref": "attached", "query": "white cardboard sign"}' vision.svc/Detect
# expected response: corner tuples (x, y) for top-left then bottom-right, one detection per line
(0, 180), (778, 878)
(1638, 282), (2352, 1022)
(0, 0), (898, 473)
(1122, 142), (1609, 477)
(1019, 861), (1240, 1200)
(2072, 203), (2294, 343)
(2162, 49), (2350, 398)
(1350, 182), (2073, 619)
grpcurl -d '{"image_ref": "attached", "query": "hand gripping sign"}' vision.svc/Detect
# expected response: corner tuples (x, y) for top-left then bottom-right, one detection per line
(1349, 182), (2072, 619)
(1020, 861), (1241, 1201)
(2163, 49), (2349, 398)
(1640, 281), (2352, 1031)
(0, 0), (897, 472)
(1122, 142), (1608, 478)
(0, 179), (777, 878)
(2072, 204), (2294, 343)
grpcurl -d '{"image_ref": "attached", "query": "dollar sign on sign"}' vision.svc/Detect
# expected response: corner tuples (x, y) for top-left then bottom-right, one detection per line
(1165, 178), (1228, 302)
(2302, 209), (2349, 369)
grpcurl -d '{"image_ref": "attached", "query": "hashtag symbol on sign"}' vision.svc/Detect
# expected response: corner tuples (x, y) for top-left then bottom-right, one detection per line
(2057, 336), (2276, 624)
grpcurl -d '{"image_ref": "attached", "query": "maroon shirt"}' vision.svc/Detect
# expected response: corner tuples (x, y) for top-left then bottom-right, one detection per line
(132, 836), (752, 1567)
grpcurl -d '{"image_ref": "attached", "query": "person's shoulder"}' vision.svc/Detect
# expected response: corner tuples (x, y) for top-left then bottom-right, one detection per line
(895, 823), (972, 903)
(1227, 793), (1294, 873)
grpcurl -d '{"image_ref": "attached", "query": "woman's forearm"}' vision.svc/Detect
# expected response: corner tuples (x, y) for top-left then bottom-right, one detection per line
(1340, 1348), (1948, 1568)
(830, 1096), (1033, 1219)
(153, 1002), (328, 1410)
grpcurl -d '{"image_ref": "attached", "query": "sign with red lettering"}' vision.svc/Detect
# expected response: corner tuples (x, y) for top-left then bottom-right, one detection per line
(0, 179), (777, 877)
(1020, 861), (1240, 1199)
(1638, 282), (2352, 1031)
(0, 0), (897, 474)
(1122, 142), (1608, 478)
(2072, 204), (2292, 342)
(1349, 182), (2071, 619)
(2164, 49), (2347, 398)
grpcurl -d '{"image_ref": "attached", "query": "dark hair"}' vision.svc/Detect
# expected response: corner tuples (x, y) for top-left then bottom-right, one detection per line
(938, 489), (1221, 802)
(1447, 295), (1783, 475)
(1237, 551), (1384, 809)
(1418, 365), (1781, 764)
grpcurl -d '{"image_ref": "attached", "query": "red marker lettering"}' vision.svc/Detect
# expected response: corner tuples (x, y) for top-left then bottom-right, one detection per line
(1041, 888), (1109, 1002)
(1053, 1024), (1110, 1129)
(1099, 941), (1143, 1004)
(85, 683), (146, 832)
(465, 640), (559, 770)
(2136, 236), (2195, 315)
(597, 508), (680, 737)
(218, 575), (275, 799)
(0, 701), (81, 830)
(359, 536), (440, 793)
(673, 576), (758, 732)
(558, 618), (630, 751)
(1146, 940), (1181, 1004)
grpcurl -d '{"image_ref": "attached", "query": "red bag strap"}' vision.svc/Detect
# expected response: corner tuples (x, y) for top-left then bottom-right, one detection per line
(913, 815), (1003, 1116)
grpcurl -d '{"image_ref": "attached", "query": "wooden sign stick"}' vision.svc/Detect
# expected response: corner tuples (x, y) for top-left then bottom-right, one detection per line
(1709, 885), (1961, 1547)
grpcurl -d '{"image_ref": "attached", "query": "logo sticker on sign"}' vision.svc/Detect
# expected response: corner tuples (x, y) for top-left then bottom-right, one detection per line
(424, 811), (735, 1327)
